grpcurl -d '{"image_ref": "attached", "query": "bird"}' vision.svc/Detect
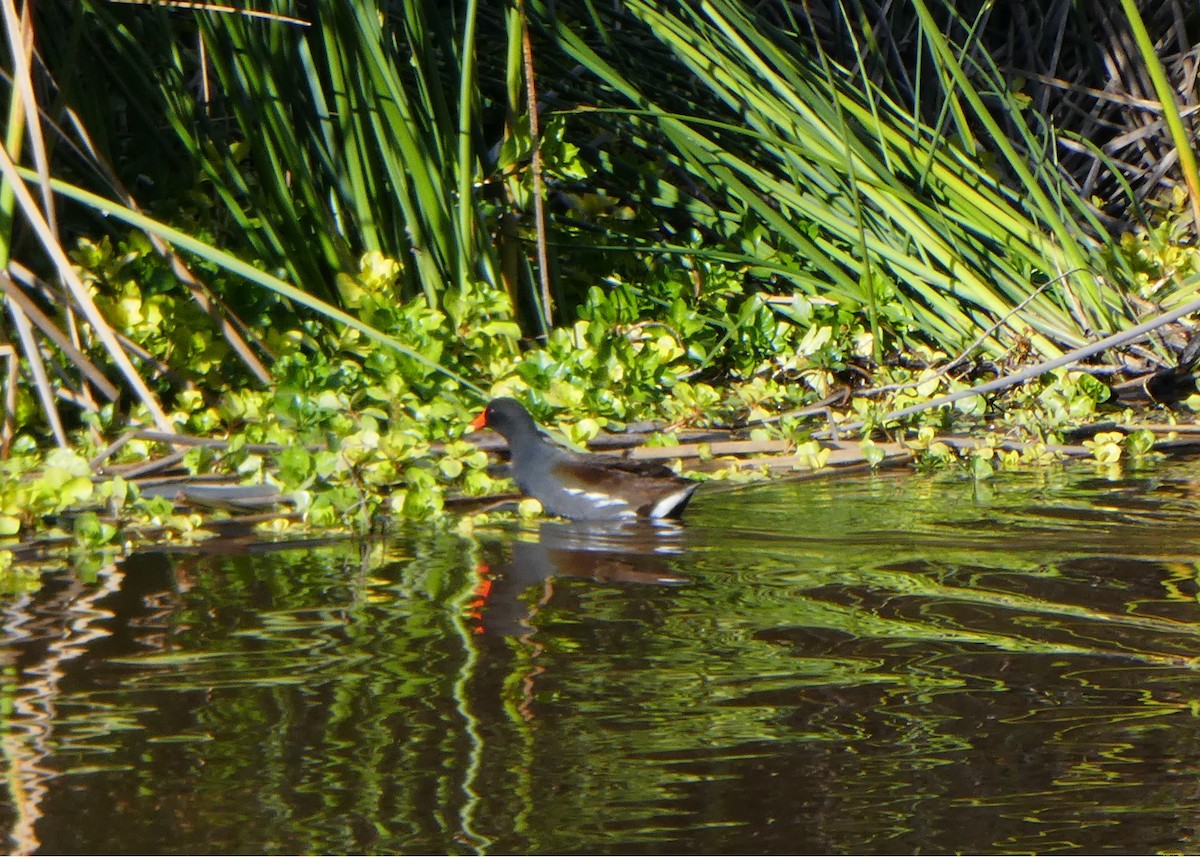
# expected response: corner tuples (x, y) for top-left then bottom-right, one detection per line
(469, 398), (698, 521)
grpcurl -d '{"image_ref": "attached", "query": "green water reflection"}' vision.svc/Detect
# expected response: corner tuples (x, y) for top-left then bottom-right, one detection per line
(7, 464), (1200, 853)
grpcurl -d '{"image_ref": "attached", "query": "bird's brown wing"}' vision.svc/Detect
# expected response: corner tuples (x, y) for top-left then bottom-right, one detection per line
(559, 455), (685, 484)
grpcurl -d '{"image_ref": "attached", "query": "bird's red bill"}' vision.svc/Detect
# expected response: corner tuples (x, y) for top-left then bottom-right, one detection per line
(469, 411), (487, 430)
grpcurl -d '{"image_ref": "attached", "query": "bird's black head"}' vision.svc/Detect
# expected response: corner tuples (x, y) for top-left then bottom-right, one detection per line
(470, 397), (538, 441)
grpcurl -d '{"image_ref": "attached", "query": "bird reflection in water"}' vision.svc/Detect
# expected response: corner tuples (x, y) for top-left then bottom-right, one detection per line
(467, 519), (690, 720)
(469, 519), (690, 641)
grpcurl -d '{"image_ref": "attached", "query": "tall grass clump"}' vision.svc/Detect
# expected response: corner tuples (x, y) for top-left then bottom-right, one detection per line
(0, 0), (1195, 457)
(531, 0), (1149, 361)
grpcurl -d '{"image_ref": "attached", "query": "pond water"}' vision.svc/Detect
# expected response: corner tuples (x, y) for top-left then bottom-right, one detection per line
(6, 462), (1200, 854)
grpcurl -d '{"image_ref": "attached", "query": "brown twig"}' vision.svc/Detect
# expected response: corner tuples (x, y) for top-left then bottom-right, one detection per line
(521, 0), (553, 329)
(832, 292), (1200, 435)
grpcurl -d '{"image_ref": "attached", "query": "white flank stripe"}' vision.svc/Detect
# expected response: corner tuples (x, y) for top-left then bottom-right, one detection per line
(563, 487), (631, 509)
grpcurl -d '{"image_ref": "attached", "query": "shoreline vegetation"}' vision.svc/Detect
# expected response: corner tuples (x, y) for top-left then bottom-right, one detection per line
(3, 0), (1200, 581)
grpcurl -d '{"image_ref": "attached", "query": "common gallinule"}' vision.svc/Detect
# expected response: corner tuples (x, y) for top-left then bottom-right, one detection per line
(469, 398), (698, 521)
